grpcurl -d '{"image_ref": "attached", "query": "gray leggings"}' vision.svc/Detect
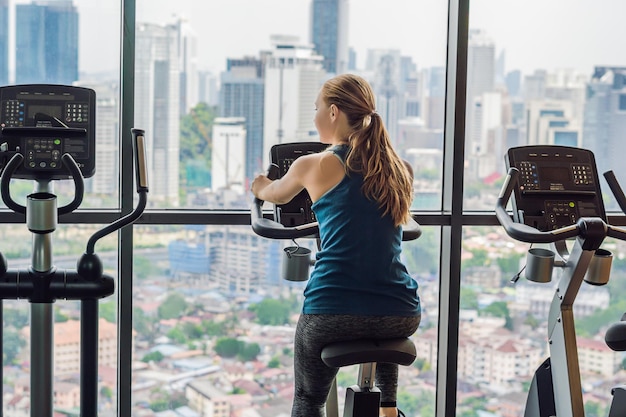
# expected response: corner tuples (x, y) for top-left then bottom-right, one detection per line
(292, 314), (421, 417)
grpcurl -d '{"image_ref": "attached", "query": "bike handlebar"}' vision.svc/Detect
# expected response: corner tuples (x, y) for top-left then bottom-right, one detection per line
(496, 167), (626, 243)
(250, 162), (422, 241)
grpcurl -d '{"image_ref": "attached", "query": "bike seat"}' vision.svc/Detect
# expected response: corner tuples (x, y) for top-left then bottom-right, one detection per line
(321, 337), (416, 368)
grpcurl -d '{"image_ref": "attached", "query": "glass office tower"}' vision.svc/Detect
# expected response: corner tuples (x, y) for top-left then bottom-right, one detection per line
(310, 0), (349, 75)
(15, 0), (79, 85)
(220, 57), (265, 186)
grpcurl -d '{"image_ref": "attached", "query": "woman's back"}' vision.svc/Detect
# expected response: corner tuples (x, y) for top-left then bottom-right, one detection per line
(302, 145), (420, 316)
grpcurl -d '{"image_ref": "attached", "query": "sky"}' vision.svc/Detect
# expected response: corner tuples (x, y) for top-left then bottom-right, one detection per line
(68, 0), (626, 78)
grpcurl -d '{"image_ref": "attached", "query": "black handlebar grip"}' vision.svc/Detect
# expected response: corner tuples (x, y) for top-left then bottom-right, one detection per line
(132, 129), (149, 193)
(604, 171), (626, 214)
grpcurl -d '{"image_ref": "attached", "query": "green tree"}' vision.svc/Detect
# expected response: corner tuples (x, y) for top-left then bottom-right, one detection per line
(584, 401), (606, 417)
(3, 328), (25, 365)
(3, 308), (29, 329)
(462, 248), (489, 268)
(100, 300), (117, 323)
(202, 320), (225, 336)
(460, 287), (479, 310)
(54, 308), (69, 323)
(179, 103), (217, 197)
(268, 357), (281, 368)
(158, 292), (188, 320)
(182, 322), (204, 340)
(214, 337), (243, 358)
(134, 307), (158, 342)
(496, 252), (523, 281)
(100, 386), (113, 400)
(238, 342), (261, 361)
(249, 298), (291, 325)
(167, 326), (187, 344)
(180, 102), (216, 162)
(481, 301), (513, 330)
(135, 255), (163, 280)
(141, 351), (164, 363)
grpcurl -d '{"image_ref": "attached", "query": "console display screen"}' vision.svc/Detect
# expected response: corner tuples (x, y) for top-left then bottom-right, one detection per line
(540, 166), (570, 182)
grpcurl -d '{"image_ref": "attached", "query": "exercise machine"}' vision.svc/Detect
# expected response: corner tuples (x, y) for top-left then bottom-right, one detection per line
(251, 142), (419, 417)
(0, 84), (149, 417)
(495, 145), (626, 417)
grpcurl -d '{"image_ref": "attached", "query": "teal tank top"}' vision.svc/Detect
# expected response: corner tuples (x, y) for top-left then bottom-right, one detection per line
(302, 144), (420, 316)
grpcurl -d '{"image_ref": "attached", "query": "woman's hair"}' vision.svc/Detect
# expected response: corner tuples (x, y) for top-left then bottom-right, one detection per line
(320, 73), (413, 226)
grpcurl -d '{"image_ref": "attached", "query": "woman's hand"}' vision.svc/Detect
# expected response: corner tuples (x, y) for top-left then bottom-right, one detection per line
(251, 174), (273, 201)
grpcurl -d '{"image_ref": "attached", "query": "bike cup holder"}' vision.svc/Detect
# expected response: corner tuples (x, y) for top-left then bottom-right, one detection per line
(525, 247), (555, 283)
(282, 242), (315, 282)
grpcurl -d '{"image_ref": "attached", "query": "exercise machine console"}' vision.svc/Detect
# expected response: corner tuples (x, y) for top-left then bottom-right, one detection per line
(0, 84), (149, 417)
(496, 145), (626, 417)
(251, 142), (419, 417)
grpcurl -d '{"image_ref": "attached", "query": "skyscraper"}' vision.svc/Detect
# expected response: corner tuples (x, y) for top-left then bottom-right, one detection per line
(135, 22), (181, 207)
(15, 0), (79, 85)
(77, 80), (119, 196)
(310, 0), (349, 75)
(583, 67), (626, 190)
(220, 56), (265, 186)
(0, 0), (8, 85)
(176, 17), (199, 115)
(263, 35), (327, 168)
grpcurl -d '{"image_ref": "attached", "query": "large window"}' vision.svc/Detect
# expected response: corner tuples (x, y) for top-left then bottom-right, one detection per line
(457, 1), (626, 415)
(132, 1), (448, 414)
(2, 1), (626, 416)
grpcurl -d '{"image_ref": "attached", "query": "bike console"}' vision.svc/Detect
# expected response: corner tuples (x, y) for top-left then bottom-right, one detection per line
(0, 84), (96, 180)
(505, 145), (606, 232)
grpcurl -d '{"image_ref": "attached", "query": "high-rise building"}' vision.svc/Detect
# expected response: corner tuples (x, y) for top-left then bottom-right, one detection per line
(582, 67), (626, 191)
(426, 66), (446, 130)
(526, 99), (578, 147)
(198, 70), (219, 106)
(310, 0), (349, 75)
(0, 0), (8, 85)
(466, 29), (496, 105)
(366, 49), (403, 145)
(220, 57), (265, 186)
(465, 29), (496, 180)
(15, 0), (79, 85)
(135, 22), (180, 206)
(77, 80), (119, 196)
(262, 35), (327, 168)
(176, 17), (199, 115)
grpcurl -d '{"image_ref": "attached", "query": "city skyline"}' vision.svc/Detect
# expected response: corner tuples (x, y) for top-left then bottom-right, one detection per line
(66, 0), (626, 78)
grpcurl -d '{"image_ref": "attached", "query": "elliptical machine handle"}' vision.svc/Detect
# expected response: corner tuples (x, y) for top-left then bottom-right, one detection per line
(601, 171), (626, 241)
(604, 170), (626, 214)
(0, 152), (85, 215)
(495, 168), (580, 243)
(0, 153), (26, 214)
(132, 129), (149, 193)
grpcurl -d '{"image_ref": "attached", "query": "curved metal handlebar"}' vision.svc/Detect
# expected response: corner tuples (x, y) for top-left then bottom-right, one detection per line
(250, 199), (422, 241)
(0, 153), (84, 215)
(496, 168), (626, 243)
(250, 197), (320, 239)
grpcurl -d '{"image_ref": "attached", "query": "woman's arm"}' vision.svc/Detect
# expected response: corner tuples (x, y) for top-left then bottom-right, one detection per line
(251, 154), (314, 204)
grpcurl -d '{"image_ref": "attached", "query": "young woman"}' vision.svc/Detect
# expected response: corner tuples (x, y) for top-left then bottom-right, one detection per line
(251, 73), (421, 417)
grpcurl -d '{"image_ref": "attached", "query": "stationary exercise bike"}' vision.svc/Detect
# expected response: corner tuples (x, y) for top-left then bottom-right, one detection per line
(251, 142), (420, 417)
(0, 84), (149, 417)
(495, 145), (626, 417)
